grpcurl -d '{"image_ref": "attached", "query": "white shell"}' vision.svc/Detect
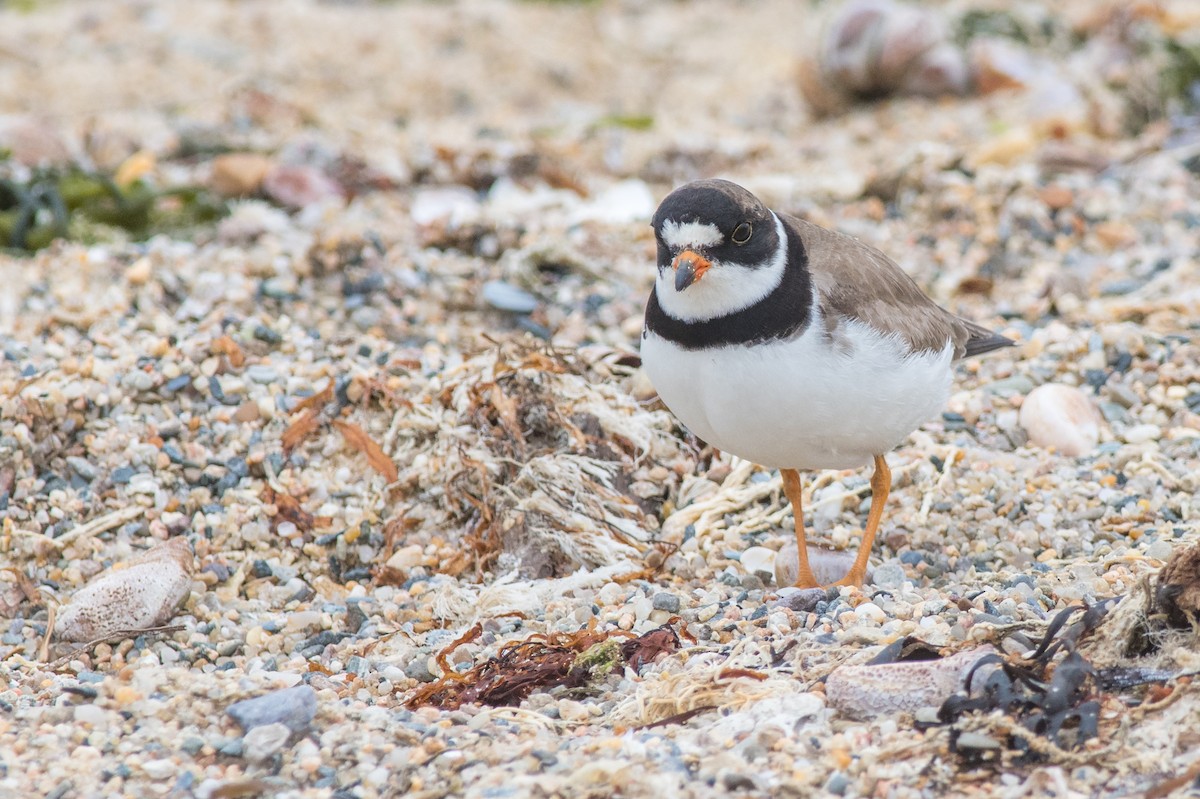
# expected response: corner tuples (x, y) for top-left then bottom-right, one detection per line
(55, 537), (195, 643)
(826, 645), (997, 719)
(1018, 383), (1101, 457)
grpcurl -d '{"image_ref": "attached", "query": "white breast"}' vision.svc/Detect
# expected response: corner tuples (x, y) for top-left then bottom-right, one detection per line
(640, 317), (955, 470)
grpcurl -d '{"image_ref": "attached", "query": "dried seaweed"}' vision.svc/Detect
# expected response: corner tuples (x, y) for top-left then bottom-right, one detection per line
(935, 596), (1196, 767)
(332, 420), (398, 483)
(387, 340), (692, 578)
(405, 623), (680, 711)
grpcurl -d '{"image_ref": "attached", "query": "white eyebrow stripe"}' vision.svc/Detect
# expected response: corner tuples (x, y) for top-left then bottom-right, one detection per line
(661, 220), (724, 250)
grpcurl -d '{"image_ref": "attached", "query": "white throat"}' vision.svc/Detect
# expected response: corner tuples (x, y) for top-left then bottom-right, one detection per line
(654, 213), (787, 323)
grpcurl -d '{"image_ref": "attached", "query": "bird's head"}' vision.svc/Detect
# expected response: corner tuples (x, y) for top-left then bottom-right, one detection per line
(650, 179), (784, 321)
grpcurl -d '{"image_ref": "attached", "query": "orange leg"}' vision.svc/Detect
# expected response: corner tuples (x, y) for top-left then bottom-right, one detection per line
(781, 468), (820, 588)
(832, 454), (891, 588)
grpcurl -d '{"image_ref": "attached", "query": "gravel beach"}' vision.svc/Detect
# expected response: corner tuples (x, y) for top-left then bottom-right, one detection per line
(2, 1), (1200, 797)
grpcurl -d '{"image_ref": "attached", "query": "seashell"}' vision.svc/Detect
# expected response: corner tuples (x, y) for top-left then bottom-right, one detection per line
(739, 546), (777, 582)
(1018, 384), (1102, 457)
(826, 645), (996, 719)
(774, 544), (863, 588)
(55, 537), (195, 643)
(798, 0), (970, 116)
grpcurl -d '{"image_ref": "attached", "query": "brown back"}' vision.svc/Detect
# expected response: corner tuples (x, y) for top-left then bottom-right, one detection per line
(789, 216), (1009, 359)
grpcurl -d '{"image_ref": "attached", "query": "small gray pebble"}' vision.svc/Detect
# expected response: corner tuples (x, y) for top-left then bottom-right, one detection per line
(404, 657), (437, 683)
(1099, 402), (1129, 424)
(870, 562), (906, 588)
(771, 587), (826, 613)
(482, 280), (538, 313)
(180, 737), (205, 756)
(246, 364), (279, 384)
(65, 457), (98, 481)
(652, 593), (681, 613)
(824, 772), (850, 796)
(215, 737), (244, 757)
(226, 685), (316, 734)
(983, 375), (1034, 396)
(1107, 382), (1139, 409)
(121, 370), (155, 392)
(739, 573), (764, 591)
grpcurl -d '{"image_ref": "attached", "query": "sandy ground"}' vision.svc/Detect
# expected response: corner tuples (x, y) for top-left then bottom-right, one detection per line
(2, 1), (1200, 797)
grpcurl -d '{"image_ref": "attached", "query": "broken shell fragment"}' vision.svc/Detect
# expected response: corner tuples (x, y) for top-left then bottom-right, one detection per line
(55, 536), (196, 643)
(826, 645), (996, 719)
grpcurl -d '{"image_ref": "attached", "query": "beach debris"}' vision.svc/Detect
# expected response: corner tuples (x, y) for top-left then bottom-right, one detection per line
(387, 339), (691, 578)
(798, 0), (972, 116)
(404, 623), (681, 711)
(54, 536), (195, 643)
(1155, 541), (1200, 629)
(826, 641), (997, 719)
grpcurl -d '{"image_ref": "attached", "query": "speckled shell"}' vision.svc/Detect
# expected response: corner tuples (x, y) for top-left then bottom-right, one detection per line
(54, 537), (195, 643)
(826, 646), (996, 719)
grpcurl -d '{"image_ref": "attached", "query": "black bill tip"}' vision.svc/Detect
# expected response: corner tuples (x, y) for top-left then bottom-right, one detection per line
(674, 262), (697, 291)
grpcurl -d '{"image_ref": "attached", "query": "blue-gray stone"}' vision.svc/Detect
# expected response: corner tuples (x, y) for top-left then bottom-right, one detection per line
(226, 685), (317, 734)
(164, 375), (192, 394)
(482, 280), (538, 314)
(825, 772), (850, 796)
(651, 593), (681, 613)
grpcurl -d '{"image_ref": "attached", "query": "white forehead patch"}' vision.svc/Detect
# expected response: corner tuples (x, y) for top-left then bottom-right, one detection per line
(661, 219), (724, 250)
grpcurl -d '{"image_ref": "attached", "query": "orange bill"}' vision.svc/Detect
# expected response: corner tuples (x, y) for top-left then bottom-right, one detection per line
(672, 250), (711, 290)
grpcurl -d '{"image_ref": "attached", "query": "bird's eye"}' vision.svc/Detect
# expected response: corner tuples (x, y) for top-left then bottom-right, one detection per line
(731, 222), (752, 244)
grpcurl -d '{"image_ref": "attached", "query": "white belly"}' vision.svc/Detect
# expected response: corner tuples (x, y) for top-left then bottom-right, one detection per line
(641, 321), (954, 470)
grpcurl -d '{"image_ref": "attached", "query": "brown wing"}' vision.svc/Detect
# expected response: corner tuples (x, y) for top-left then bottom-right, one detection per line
(788, 216), (1012, 360)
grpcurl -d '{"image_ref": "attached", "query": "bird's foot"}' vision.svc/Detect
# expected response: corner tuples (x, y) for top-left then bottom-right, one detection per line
(790, 570), (822, 590)
(829, 569), (867, 590)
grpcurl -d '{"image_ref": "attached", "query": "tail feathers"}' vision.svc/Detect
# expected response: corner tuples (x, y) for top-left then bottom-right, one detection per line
(962, 323), (1015, 358)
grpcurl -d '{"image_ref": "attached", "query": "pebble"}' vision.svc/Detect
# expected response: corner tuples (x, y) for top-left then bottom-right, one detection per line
(210, 152), (274, 197)
(411, 185), (481, 226)
(73, 704), (108, 726)
(1019, 384), (1101, 456)
(226, 685), (317, 735)
(771, 588), (827, 613)
(853, 603), (886, 624)
(262, 164), (344, 209)
(984, 375), (1036, 397)
(242, 722), (292, 762)
(1107, 383), (1140, 409)
(1122, 424), (1161, 445)
(482, 280), (539, 314)
(651, 592), (681, 613)
(1145, 541), (1173, 560)
(870, 562), (906, 588)
(246, 364), (280, 384)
